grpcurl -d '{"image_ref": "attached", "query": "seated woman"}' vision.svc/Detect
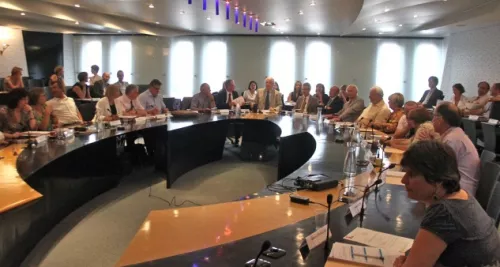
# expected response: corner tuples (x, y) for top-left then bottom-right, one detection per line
(95, 84), (121, 121)
(389, 107), (439, 150)
(49, 65), (66, 88)
(243, 81), (257, 104)
(450, 83), (467, 112)
(3, 67), (24, 92)
(287, 81), (302, 102)
(394, 140), (500, 267)
(372, 93), (404, 134)
(29, 88), (58, 130)
(68, 72), (91, 99)
(315, 83), (330, 106)
(0, 89), (36, 135)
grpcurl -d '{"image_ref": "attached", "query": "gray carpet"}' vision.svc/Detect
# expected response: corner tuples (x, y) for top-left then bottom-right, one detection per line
(21, 145), (278, 267)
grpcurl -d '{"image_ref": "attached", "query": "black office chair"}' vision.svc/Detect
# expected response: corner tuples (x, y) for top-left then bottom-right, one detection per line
(462, 118), (480, 148)
(486, 181), (500, 227)
(481, 150), (497, 166)
(482, 123), (498, 153)
(181, 97), (192, 110)
(476, 161), (500, 209)
(78, 102), (96, 121)
(138, 85), (149, 94)
(163, 97), (176, 110)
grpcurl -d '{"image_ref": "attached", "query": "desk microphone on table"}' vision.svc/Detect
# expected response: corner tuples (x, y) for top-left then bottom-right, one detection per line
(324, 194), (333, 251)
(374, 163), (396, 193)
(250, 240), (271, 267)
(359, 179), (383, 228)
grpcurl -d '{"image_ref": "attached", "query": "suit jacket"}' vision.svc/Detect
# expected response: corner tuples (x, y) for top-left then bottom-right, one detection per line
(337, 97), (365, 122)
(254, 88), (283, 110)
(324, 95), (344, 114)
(215, 89), (239, 109)
(91, 80), (109, 98)
(315, 93), (330, 106)
(419, 88), (444, 108)
(294, 95), (319, 114)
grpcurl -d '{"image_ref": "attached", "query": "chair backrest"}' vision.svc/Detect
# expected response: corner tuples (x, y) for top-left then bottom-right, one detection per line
(486, 181), (500, 228)
(476, 160), (500, 209)
(163, 97), (176, 110)
(78, 102), (96, 122)
(462, 119), (478, 146)
(481, 150), (497, 166)
(181, 97), (193, 110)
(138, 85), (149, 94)
(482, 123), (497, 152)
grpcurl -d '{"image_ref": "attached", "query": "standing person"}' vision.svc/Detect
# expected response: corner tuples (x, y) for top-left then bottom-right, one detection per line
(3, 67), (24, 91)
(191, 83), (216, 111)
(29, 88), (58, 130)
(49, 65), (65, 89)
(138, 79), (168, 115)
(243, 81), (258, 104)
(114, 70), (129, 95)
(0, 89), (36, 133)
(418, 76), (444, 108)
(314, 83), (329, 106)
(68, 72), (91, 99)
(287, 81), (302, 102)
(89, 65), (101, 86)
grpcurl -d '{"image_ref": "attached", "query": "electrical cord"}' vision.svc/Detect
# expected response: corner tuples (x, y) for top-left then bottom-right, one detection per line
(147, 175), (202, 207)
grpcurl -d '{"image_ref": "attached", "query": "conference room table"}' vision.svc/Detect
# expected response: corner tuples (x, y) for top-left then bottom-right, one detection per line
(0, 111), (414, 267)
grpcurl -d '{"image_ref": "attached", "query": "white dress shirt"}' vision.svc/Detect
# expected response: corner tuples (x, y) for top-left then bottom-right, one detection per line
(95, 97), (116, 119)
(89, 75), (102, 86)
(449, 95), (468, 110)
(422, 88), (436, 105)
(115, 95), (144, 116)
(46, 96), (81, 124)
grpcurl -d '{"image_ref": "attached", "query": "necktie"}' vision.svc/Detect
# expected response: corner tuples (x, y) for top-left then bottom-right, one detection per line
(227, 92), (232, 105)
(300, 97), (307, 112)
(265, 92), (270, 110)
(129, 100), (134, 111)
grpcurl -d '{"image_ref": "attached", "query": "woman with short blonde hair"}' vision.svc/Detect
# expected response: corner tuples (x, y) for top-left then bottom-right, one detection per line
(95, 84), (121, 121)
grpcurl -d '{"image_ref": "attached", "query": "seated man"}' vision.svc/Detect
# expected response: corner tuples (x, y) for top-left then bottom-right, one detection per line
(46, 80), (83, 125)
(254, 76), (283, 111)
(418, 76), (444, 108)
(115, 84), (147, 116)
(323, 85), (344, 114)
(372, 92), (404, 134)
(356, 86), (391, 126)
(215, 79), (239, 109)
(393, 101), (419, 139)
(465, 81), (490, 116)
(294, 82), (318, 114)
(472, 82), (500, 118)
(91, 72), (110, 98)
(329, 84), (364, 122)
(432, 102), (480, 196)
(191, 83), (216, 111)
(138, 79), (168, 115)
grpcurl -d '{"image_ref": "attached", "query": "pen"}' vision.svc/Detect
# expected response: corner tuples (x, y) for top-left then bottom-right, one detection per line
(350, 246), (354, 260)
(379, 249), (385, 263)
(363, 247), (368, 262)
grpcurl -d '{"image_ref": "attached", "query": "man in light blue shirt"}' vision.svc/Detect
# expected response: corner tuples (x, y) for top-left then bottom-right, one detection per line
(138, 79), (168, 115)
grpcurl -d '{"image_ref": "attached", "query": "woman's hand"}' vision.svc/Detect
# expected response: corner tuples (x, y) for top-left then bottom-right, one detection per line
(393, 255), (406, 267)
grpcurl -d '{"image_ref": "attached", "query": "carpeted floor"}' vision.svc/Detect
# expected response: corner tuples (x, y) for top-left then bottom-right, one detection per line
(21, 144), (278, 267)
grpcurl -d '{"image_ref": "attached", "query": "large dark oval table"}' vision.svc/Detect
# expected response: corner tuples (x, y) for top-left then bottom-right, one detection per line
(0, 113), (419, 267)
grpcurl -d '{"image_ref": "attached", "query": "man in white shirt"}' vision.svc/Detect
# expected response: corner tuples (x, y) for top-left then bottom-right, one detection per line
(115, 84), (147, 116)
(432, 102), (480, 195)
(46, 80), (83, 125)
(114, 70), (129, 95)
(357, 86), (391, 126)
(138, 79), (168, 115)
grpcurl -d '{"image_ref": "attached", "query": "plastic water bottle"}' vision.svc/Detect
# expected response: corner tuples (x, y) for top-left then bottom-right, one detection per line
(235, 104), (241, 117)
(343, 144), (357, 177)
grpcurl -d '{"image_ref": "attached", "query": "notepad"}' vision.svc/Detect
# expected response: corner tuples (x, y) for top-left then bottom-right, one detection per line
(344, 228), (413, 254)
(329, 242), (402, 267)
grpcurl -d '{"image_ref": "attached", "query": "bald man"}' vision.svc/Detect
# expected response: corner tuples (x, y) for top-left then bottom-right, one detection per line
(254, 76), (283, 111)
(356, 86), (391, 126)
(330, 84), (365, 122)
(324, 85), (344, 114)
(92, 71), (110, 98)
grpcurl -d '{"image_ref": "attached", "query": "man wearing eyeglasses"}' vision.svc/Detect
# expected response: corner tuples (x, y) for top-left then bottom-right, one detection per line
(138, 79), (168, 115)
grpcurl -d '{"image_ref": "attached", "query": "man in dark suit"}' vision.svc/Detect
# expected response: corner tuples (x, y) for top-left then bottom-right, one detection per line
(91, 72), (110, 98)
(294, 83), (319, 114)
(216, 79), (239, 109)
(324, 85), (344, 114)
(419, 76), (444, 108)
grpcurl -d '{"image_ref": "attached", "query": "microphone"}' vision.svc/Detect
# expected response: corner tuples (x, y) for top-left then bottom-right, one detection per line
(324, 194), (333, 251)
(359, 179), (383, 228)
(252, 240), (271, 267)
(374, 163), (396, 193)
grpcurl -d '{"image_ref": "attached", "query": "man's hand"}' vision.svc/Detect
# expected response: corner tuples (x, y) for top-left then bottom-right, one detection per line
(162, 108), (169, 114)
(12, 132), (21, 139)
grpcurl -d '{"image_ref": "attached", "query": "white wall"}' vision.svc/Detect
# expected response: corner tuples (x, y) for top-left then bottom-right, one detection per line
(0, 27), (28, 78)
(442, 24), (500, 99)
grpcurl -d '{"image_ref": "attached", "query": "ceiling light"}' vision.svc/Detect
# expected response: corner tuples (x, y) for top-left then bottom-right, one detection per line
(149, 3), (154, 8)
(378, 32), (383, 34)
(413, 14), (418, 18)
(118, 31), (122, 33)
(180, 10), (185, 14)
(298, 10), (304, 15)
(421, 29), (435, 34)
(20, 12), (25, 16)
(362, 28), (366, 31)
(280, 31), (284, 34)
(399, 24), (403, 27)
(155, 21), (159, 24)
(310, 1), (316, 6)
(206, 17), (211, 20)
(374, 19), (380, 23)
(443, 0), (447, 1)
(384, 8), (390, 12)
(74, 4), (80, 8)
(285, 18), (290, 22)
(75, 21), (79, 25)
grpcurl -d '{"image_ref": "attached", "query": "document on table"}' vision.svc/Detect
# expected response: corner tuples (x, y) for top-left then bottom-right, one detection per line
(329, 242), (402, 267)
(344, 228), (413, 254)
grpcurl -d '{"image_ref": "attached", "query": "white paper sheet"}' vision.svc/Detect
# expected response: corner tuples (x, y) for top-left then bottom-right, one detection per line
(329, 242), (402, 267)
(343, 228), (413, 254)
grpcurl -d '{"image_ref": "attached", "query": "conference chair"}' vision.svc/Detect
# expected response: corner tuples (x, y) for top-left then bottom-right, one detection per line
(138, 85), (149, 94)
(482, 123), (499, 153)
(476, 160), (500, 209)
(181, 97), (192, 110)
(0, 78), (4, 91)
(163, 97), (176, 110)
(462, 118), (480, 148)
(486, 181), (500, 228)
(78, 102), (97, 122)
(481, 150), (497, 165)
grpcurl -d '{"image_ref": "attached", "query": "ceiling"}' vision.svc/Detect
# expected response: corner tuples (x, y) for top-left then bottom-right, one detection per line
(0, 0), (499, 37)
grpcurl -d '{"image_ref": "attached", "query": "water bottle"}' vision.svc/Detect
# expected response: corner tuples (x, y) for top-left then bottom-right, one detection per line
(235, 104), (241, 117)
(317, 107), (323, 122)
(343, 143), (357, 177)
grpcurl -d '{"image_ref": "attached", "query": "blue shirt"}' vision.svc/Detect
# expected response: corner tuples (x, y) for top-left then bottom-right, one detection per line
(138, 90), (166, 112)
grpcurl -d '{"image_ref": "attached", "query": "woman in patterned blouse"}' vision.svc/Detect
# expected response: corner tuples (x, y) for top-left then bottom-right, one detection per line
(372, 93), (404, 134)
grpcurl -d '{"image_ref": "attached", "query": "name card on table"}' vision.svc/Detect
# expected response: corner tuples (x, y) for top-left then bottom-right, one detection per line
(469, 115), (479, 121)
(348, 198), (365, 218)
(487, 119), (499, 125)
(135, 117), (147, 126)
(109, 120), (122, 127)
(305, 224), (332, 250)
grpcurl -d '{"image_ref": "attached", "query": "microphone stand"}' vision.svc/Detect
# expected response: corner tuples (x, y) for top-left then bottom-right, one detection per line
(359, 179), (383, 228)
(374, 163), (396, 194)
(249, 240), (271, 267)
(324, 194), (333, 252)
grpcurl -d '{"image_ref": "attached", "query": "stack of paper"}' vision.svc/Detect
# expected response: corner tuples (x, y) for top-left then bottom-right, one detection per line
(329, 243), (402, 267)
(343, 228), (413, 254)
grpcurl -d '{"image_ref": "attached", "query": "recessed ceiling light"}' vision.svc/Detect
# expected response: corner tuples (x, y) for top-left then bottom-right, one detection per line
(362, 28), (366, 31)
(206, 17), (211, 20)
(149, 3), (154, 8)
(384, 8), (390, 12)
(310, 1), (316, 6)
(413, 14), (418, 18)
(20, 12), (25, 16)
(75, 21), (79, 25)
(74, 4), (80, 8)
(399, 24), (403, 27)
(155, 21), (159, 24)
(375, 19), (380, 23)
(443, 0), (447, 1)
(180, 10), (185, 14)
(118, 30), (122, 33)
(285, 18), (290, 22)
(298, 10), (304, 15)
(280, 31), (284, 34)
